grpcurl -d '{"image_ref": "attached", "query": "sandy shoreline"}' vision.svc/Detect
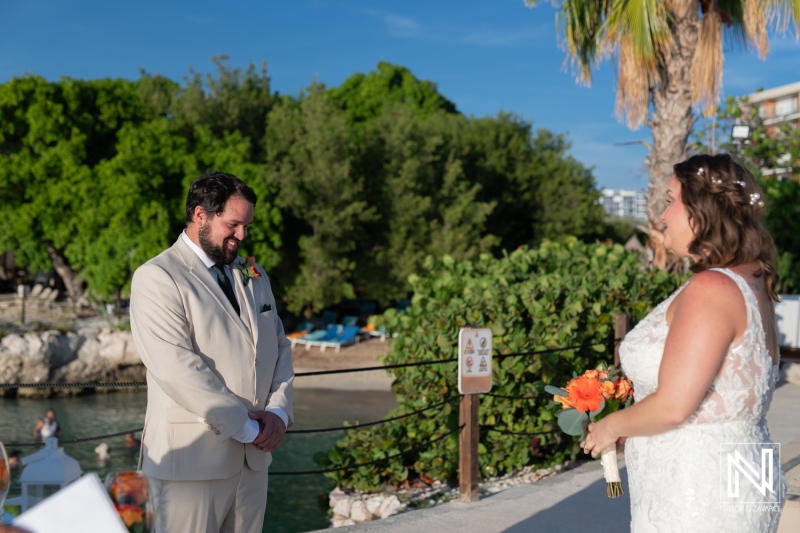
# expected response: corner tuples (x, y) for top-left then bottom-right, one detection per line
(291, 337), (394, 391)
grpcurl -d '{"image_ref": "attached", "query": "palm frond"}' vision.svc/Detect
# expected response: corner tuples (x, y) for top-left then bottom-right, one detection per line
(606, 0), (672, 128)
(764, 0), (800, 34)
(743, 0), (769, 58)
(691, 9), (724, 116)
(606, 0), (672, 63)
(556, 0), (615, 85)
(615, 35), (653, 128)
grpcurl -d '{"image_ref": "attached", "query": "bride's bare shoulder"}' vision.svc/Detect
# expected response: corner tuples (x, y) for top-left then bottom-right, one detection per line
(667, 270), (743, 325)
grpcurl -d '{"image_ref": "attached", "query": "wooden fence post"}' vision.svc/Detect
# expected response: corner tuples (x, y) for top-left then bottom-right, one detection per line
(459, 393), (480, 502)
(614, 312), (630, 368)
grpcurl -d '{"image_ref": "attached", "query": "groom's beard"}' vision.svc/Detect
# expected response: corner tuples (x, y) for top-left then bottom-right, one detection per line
(199, 224), (239, 265)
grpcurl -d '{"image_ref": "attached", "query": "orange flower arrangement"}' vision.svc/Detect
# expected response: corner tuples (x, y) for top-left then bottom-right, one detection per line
(0, 458), (8, 491)
(546, 364), (634, 498)
(107, 471), (152, 533)
(116, 504), (145, 527)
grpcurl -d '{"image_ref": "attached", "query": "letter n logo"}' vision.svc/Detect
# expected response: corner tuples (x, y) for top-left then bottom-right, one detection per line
(726, 448), (775, 498)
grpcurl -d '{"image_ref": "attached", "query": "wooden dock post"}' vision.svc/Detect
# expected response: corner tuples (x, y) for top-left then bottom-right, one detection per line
(459, 393), (480, 502)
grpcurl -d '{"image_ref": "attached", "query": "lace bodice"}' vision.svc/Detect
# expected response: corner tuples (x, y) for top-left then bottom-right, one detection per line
(619, 268), (784, 532)
(620, 268), (779, 425)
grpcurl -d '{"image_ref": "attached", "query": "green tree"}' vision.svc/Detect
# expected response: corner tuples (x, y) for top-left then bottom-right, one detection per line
(170, 55), (275, 159)
(459, 114), (606, 248)
(693, 94), (800, 293)
(527, 0), (800, 268)
(265, 85), (378, 315)
(328, 61), (457, 125)
(0, 67), (283, 303)
(763, 178), (800, 294)
(0, 76), (159, 301)
(358, 105), (499, 303)
(267, 63), (609, 311)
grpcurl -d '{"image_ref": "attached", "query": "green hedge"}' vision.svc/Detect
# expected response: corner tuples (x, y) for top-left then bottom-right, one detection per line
(315, 239), (685, 491)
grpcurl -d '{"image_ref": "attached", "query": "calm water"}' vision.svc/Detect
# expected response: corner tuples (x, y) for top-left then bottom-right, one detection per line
(0, 388), (398, 532)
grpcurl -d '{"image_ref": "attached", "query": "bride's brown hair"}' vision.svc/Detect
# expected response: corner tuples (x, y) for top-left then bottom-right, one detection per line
(672, 153), (779, 301)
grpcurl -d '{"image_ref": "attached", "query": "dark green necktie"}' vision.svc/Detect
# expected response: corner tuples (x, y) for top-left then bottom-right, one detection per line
(211, 265), (240, 315)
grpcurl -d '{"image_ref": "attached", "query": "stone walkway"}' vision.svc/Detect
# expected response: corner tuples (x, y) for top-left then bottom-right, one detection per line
(312, 380), (800, 532)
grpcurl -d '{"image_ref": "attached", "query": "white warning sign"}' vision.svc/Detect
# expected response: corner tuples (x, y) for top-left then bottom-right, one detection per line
(458, 327), (492, 394)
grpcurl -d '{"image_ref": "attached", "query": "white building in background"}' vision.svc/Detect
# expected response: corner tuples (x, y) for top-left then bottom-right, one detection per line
(598, 189), (647, 222)
(745, 80), (800, 180)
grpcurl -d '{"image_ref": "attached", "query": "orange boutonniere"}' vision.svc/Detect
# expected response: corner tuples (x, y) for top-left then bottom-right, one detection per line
(237, 256), (260, 286)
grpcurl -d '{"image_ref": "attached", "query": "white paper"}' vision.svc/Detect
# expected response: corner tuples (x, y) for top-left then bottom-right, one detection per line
(14, 473), (128, 533)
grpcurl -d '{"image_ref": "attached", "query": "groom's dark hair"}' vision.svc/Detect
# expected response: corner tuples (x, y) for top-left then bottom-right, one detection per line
(185, 172), (257, 224)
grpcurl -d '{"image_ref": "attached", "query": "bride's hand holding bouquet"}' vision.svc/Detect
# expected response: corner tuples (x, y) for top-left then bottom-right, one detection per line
(545, 364), (633, 498)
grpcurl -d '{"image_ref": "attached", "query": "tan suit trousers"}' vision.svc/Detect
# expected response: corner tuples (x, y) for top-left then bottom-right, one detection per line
(148, 463), (269, 533)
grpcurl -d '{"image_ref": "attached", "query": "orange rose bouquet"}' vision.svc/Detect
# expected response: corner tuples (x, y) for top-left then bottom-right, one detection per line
(106, 471), (153, 533)
(545, 364), (633, 497)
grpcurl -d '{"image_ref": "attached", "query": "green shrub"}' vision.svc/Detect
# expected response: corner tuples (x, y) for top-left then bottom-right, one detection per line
(315, 239), (685, 491)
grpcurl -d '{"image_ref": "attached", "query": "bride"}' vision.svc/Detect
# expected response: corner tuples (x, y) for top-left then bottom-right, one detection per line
(581, 153), (785, 531)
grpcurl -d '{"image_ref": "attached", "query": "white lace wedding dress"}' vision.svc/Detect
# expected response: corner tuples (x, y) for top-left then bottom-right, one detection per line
(620, 268), (785, 532)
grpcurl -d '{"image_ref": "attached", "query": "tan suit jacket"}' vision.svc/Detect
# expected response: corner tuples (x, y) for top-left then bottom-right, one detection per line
(130, 236), (294, 481)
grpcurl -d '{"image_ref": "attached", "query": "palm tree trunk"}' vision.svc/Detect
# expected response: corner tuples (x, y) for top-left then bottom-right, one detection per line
(647, 0), (700, 269)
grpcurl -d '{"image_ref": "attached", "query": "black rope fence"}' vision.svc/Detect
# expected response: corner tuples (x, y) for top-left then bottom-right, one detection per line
(6, 428), (146, 448)
(1, 338), (619, 473)
(482, 427), (557, 437)
(286, 396), (459, 434)
(0, 381), (146, 390)
(271, 424), (464, 476)
(481, 392), (536, 400)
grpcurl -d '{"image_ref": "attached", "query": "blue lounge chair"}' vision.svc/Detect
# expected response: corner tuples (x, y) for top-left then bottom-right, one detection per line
(291, 325), (339, 349)
(319, 326), (361, 353)
(303, 325), (342, 350)
(341, 315), (359, 327)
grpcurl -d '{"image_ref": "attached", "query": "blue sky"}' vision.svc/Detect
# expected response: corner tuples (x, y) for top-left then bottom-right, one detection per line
(2, 0), (799, 190)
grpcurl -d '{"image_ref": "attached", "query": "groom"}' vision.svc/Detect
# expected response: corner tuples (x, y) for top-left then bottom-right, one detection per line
(130, 172), (294, 533)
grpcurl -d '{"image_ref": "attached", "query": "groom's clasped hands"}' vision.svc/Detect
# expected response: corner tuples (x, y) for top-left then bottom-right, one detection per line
(248, 411), (287, 452)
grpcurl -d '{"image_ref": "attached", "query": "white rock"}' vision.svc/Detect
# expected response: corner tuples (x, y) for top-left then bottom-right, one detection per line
(349, 500), (371, 523)
(77, 336), (101, 361)
(343, 519), (356, 526)
(99, 332), (128, 363)
(784, 362), (800, 386)
(1, 334), (28, 357)
(331, 517), (347, 528)
(332, 497), (352, 518)
(24, 333), (44, 361)
(365, 495), (384, 516)
(329, 487), (348, 509)
(378, 495), (403, 519)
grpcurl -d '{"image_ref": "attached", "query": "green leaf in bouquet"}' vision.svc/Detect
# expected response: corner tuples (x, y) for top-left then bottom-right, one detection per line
(557, 408), (588, 436)
(544, 385), (568, 397)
